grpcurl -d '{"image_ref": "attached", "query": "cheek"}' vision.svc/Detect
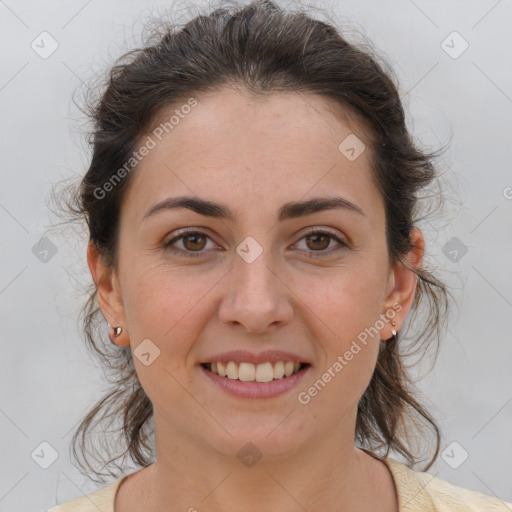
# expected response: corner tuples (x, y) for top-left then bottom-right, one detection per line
(122, 267), (216, 400)
(122, 264), (218, 352)
(294, 263), (388, 339)
(302, 280), (382, 412)
(290, 261), (385, 396)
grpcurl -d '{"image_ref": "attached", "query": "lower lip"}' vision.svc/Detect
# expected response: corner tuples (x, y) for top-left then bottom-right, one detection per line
(200, 364), (311, 399)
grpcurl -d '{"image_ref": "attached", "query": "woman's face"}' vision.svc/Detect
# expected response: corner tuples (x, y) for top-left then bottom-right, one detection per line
(90, 88), (420, 460)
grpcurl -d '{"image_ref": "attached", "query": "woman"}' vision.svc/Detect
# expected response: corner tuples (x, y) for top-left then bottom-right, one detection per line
(46, 0), (512, 510)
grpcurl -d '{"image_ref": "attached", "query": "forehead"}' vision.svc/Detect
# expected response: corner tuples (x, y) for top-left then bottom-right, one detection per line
(122, 88), (381, 222)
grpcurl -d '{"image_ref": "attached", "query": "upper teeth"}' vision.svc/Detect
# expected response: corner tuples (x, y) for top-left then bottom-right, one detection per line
(208, 361), (302, 382)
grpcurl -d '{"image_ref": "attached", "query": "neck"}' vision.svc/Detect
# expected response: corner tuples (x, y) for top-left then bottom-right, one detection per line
(130, 415), (396, 512)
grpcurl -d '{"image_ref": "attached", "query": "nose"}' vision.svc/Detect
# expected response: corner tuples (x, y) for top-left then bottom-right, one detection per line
(218, 248), (293, 334)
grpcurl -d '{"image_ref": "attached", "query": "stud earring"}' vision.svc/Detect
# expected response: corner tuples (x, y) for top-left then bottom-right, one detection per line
(107, 323), (123, 344)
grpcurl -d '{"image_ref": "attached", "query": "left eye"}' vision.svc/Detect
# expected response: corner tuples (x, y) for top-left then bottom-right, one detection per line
(163, 229), (346, 258)
(293, 231), (345, 256)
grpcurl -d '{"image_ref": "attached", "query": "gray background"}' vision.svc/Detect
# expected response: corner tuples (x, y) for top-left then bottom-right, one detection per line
(1, 0), (511, 510)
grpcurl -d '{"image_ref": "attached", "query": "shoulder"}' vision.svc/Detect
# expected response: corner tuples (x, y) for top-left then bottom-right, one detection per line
(384, 458), (512, 512)
(44, 474), (128, 512)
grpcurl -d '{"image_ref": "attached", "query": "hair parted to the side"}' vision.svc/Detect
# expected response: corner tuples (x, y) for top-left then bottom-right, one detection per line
(53, 0), (451, 483)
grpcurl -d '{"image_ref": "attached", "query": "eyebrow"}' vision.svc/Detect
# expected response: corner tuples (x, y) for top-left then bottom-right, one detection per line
(142, 195), (365, 222)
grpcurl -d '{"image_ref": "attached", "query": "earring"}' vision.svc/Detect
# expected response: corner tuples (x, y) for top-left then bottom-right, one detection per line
(107, 323), (123, 344)
(390, 321), (397, 338)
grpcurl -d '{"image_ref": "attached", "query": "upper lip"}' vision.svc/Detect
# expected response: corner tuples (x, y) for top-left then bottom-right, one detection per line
(202, 349), (310, 365)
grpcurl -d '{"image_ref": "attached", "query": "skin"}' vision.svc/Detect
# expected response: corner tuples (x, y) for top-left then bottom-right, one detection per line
(87, 87), (424, 512)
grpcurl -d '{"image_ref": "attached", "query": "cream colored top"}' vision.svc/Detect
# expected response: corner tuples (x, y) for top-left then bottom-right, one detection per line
(46, 458), (512, 512)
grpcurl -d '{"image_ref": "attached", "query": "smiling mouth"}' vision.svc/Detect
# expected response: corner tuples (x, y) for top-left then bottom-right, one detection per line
(201, 361), (310, 382)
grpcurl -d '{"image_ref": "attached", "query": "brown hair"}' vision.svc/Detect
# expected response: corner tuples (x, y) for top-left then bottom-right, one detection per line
(55, 0), (450, 483)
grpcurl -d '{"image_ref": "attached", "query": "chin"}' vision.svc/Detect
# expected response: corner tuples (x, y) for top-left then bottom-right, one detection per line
(203, 416), (311, 462)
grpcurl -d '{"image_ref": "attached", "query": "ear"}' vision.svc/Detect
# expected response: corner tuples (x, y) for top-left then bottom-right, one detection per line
(380, 227), (424, 339)
(87, 240), (130, 347)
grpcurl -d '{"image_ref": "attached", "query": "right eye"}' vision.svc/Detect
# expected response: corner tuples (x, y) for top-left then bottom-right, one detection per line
(163, 229), (218, 258)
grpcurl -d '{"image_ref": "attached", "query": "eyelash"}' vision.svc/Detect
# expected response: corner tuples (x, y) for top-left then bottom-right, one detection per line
(163, 228), (347, 259)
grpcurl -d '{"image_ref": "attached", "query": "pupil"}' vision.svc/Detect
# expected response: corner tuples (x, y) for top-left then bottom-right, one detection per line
(308, 234), (328, 250)
(186, 234), (204, 250)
